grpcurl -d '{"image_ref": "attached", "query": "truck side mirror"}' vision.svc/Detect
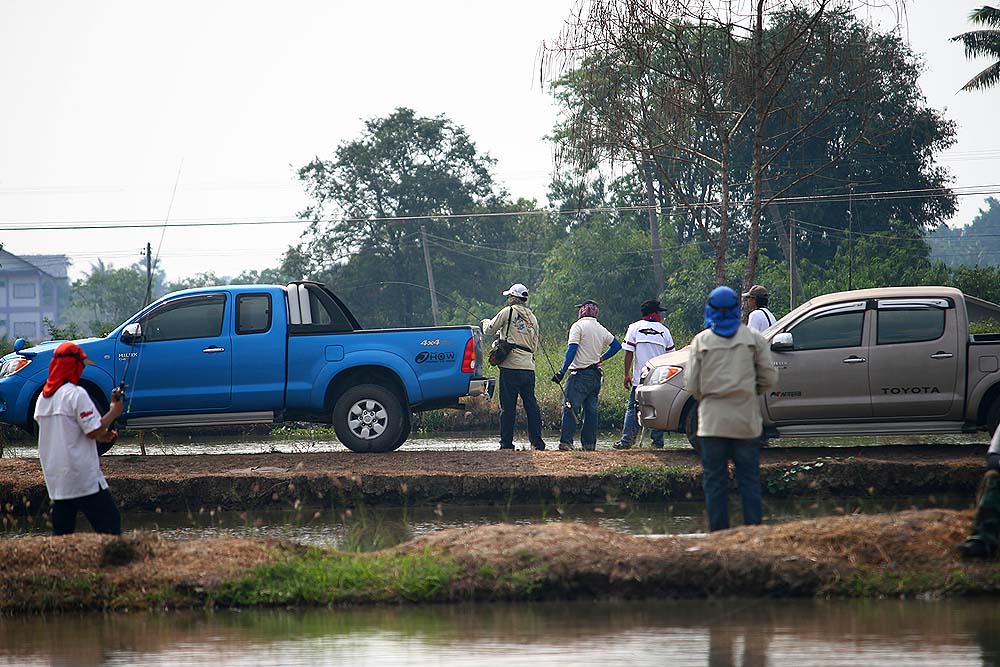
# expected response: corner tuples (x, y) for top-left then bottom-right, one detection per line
(770, 332), (793, 351)
(121, 322), (143, 345)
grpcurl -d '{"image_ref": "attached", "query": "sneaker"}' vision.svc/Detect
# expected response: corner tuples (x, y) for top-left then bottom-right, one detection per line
(558, 442), (575, 451)
(612, 442), (632, 450)
(957, 538), (996, 559)
(531, 443), (546, 451)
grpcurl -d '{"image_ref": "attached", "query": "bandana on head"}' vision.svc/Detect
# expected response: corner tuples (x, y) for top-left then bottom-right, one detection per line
(42, 342), (89, 398)
(703, 286), (741, 338)
(578, 302), (599, 319)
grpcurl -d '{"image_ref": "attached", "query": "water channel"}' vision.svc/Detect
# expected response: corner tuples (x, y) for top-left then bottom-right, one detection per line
(1, 598), (997, 666)
(1, 431), (991, 664)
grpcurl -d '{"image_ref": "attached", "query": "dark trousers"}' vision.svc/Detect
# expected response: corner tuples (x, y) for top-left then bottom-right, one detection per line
(559, 367), (602, 450)
(499, 367), (544, 449)
(51, 487), (122, 536)
(699, 437), (763, 532)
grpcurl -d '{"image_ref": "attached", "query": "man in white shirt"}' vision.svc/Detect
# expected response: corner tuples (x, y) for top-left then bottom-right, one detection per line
(743, 284), (777, 333)
(614, 300), (675, 449)
(34, 341), (123, 535)
(551, 300), (621, 451)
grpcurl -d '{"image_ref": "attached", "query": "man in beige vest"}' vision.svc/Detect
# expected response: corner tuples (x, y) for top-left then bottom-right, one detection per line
(482, 283), (545, 450)
(686, 286), (777, 531)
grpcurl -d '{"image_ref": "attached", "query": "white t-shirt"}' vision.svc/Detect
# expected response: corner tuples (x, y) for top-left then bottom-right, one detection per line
(567, 317), (614, 370)
(624, 319), (675, 386)
(33, 383), (107, 500)
(747, 307), (776, 333)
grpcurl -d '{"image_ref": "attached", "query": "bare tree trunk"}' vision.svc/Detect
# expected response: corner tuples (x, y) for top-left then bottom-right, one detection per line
(743, 0), (765, 303)
(761, 180), (806, 305)
(715, 137), (731, 286)
(642, 155), (666, 293)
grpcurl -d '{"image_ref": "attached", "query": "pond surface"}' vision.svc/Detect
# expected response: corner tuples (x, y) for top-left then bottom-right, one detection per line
(0, 598), (997, 666)
(2, 495), (970, 550)
(1, 429), (988, 457)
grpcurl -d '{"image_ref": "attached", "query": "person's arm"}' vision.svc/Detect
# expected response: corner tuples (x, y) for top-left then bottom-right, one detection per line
(684, 337), (702, 400)
(85, 389), (124, 443)
(552, 343), (579, 382)
(753, 332), (779, 394)
(622, 349), (635, 389)
(481, 308), (508, 338)
(601, 337), (622, 361)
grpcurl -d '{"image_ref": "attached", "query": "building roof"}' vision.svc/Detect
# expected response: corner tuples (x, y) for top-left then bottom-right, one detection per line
(0, 250), (69, 279)
(22, 255), (69, 279)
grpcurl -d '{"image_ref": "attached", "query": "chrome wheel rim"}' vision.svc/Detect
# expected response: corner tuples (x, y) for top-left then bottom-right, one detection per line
(347, 399), (388, 440)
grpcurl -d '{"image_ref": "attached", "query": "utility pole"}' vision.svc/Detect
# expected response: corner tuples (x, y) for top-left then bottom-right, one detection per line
(847, 183), (854, 291)
(789, 209), (796, 310)
(143, 242), (152, 306)
(420, 224), (439, 326)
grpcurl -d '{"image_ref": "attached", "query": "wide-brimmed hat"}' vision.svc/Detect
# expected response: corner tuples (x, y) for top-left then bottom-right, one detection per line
(640, 299), (668, 316)
(502, 283), (529, 299)
(742, 284), (769, 298)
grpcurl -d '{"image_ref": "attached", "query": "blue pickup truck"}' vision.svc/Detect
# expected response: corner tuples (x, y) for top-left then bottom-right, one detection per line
(0, 282), (491, 452)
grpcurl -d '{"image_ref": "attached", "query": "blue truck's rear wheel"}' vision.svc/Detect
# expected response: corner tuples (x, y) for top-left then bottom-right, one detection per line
(333, 384), (406, 453)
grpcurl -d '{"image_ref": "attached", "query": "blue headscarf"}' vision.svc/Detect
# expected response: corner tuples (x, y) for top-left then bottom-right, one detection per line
(704, 286), (741, 338)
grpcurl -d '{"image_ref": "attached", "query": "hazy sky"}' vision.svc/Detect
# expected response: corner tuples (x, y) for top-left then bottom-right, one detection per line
(1, 1), (997, 283)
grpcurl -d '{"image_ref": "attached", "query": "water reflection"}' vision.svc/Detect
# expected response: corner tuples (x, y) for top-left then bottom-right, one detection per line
(1, 496), (969, 549)
(0, 599), (996, 666)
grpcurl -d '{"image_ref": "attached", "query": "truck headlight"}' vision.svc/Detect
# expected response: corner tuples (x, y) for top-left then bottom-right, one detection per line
(645, 365), (682, 385)
(0, 357), (31, 378)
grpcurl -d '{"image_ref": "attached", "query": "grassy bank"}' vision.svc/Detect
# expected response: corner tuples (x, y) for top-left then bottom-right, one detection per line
(0, 510), (997, 613)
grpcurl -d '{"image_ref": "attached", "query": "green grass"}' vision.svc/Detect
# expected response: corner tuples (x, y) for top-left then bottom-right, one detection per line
(838, 568), (976, 597)
(215, 548), (462, 606)
(597, 464), (691, 500)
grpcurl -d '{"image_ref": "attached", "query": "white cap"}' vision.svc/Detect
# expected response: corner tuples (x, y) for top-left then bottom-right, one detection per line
(502, 283), (529, 299)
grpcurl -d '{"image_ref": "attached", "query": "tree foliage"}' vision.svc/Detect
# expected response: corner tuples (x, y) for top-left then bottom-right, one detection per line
(296, 108), (563, 328)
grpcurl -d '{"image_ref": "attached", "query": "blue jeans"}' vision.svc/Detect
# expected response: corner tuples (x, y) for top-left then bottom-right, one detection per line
(559, 367), (601, 450)
(699, 437), (763, 532)
(498, 367), (544, 449)
(619, 386), (665, 447)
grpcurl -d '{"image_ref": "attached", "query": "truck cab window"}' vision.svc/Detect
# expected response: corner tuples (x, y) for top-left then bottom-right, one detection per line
(237, 294), (271, 335)
(142, 295), (226, 342)
(789, 310), (864, 351)
(877, 308), (945, 345)
(288, 285), (353, 334)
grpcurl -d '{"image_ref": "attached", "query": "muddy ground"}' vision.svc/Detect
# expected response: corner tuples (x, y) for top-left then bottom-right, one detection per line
(0, 509), (997, 612)
(0, 443), (989, 514)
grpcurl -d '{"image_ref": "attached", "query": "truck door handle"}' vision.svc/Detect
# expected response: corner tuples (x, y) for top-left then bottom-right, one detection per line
(202, 346), (226, 353)
(842, 356), (866, 364)
(930, 351), (953, 359)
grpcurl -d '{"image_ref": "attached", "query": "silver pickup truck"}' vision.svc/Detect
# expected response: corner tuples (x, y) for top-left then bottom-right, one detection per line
(636, 286), (1000, 448)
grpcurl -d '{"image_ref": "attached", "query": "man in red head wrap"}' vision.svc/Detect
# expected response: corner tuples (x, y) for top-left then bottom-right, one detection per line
(33, 341), (124, 535)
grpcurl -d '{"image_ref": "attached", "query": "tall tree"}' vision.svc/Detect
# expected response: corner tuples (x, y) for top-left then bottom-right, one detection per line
(296, 108), (509, 328)
(951, 5), (1000, 91)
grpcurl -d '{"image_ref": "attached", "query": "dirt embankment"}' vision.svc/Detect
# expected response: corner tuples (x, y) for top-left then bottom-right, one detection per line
(0, 445), (988, 515)
(0, 509), (997, 613)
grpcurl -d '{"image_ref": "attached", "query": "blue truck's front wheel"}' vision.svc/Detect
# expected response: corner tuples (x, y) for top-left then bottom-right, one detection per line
(333, 384), (407, 453)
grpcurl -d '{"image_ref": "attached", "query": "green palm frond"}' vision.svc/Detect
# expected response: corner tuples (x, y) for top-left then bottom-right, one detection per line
(950, 30), (1000, 59)
(960, 59), (1000, 91)
(953, 6), (1000, 90)
(969, 5), (1000, 28)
